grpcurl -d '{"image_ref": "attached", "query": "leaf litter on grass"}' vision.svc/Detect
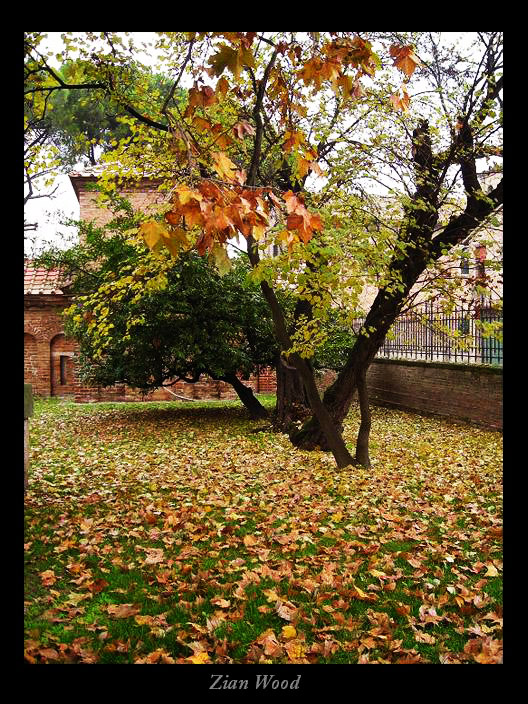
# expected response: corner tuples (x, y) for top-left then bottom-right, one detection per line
(24, 399), (503, 664)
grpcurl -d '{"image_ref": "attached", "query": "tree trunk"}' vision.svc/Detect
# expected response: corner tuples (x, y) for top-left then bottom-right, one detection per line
(223, 373), (269, 419)
(246, 245), (356, 468)
(289, 352), (356, 468)
(355, 370), (371, 467)
(291, 290), (398, 451)
(273, 355), (311, 432)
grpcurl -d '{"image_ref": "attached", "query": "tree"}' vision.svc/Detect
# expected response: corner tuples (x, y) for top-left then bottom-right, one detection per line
(26, 32), (503, 469)
(35, 199), (278, 420)
(43, 61), (176, 168)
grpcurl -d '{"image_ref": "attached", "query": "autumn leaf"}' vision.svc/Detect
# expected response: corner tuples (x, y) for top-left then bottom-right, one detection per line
(211, 597), (231, 609)
(139, 221), (169, 250)
(216, 76), (230, 98)
(174, 184), (203, 206)
(39, 569), (57, 587)
(413, 628), (436, 644)
(263, 588), (281, 602)
(276, 602), (297, 621)
(390, 86), (411, 114)
(208, 44), (255, 80)
(390, 45), (421, 78)
(281, 625), (297, 640)
(188, 84), (217, 108)
(284, 639), (307, 661)
(106, 604), (140, 619)
(211, 243), (232, 276)
(142, 547), (164, 565)
(187, 651), (211, 664)
(256, 629), (284, 658)
(211, 151), (238, 182)
(37, 647), (60, 660)
(233, 120), (256, 139)
(484, 563), (499, 577)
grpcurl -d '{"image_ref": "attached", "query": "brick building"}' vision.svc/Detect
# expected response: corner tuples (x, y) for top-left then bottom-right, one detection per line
(24, 167), (277, 402)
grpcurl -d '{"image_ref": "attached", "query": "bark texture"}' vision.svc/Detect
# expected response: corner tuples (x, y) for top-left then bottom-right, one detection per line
(222, 373), (269, 419)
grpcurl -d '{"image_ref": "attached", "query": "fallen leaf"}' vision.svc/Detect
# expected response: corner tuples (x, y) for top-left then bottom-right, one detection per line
(186, 651), (211, 664)
(107, 604), (140, 619)
(281, 625), (297, 640)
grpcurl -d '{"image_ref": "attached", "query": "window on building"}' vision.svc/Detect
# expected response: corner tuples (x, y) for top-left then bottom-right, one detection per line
(60, 355), (68, 385)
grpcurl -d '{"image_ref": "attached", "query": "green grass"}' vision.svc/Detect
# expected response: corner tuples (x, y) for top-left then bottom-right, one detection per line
(24, 397), (503, 664)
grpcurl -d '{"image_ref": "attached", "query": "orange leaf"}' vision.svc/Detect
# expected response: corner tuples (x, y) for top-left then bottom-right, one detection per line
(39, 569), (57, 586)
(211, 598), (231, 609)
(390, 45), (421, 78)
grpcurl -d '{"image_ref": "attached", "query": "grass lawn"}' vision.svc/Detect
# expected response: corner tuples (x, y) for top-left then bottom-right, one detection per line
(24, 396), (502, 664)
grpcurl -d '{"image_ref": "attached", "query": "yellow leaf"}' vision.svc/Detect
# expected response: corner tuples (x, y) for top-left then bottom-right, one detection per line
(212, 151), (238, 181)
(139, 221), (169, 250)
(284, 640), (306, 660)
(252, 224), (267, 241)
(281, 625), (297, 640)
(211, 243), (232, 276)
(354, 585), (369, 599)
(263, 588), (281, 602)
(175, 184), (202, 206)
(163, 227), (190, 256)
(187, 652), (210, 664)
(243, 534), (258, 547)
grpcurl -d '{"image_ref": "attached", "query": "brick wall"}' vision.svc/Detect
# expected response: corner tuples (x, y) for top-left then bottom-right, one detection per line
(73, 369), (277, 403)
(320, 359), (502, 430)
(73, 176), (165, 229)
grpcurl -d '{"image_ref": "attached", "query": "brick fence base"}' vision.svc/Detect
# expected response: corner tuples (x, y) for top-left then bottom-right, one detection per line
(322, 358), (502, 430)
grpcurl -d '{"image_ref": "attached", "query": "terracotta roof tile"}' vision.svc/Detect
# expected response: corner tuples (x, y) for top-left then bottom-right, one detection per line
(24, 262), (71, 295)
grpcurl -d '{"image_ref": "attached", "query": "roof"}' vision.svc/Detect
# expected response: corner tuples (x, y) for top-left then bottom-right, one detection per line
(68, 165), (163, 202)
(24, 262), (71, 295)
(68, 164), (106, 179)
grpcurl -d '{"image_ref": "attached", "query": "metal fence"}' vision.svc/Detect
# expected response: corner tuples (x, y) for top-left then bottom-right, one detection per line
(361, 302), (503, 366)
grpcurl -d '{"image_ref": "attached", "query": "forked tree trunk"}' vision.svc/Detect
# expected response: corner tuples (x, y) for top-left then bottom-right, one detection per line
(290, 288), (409, 454)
